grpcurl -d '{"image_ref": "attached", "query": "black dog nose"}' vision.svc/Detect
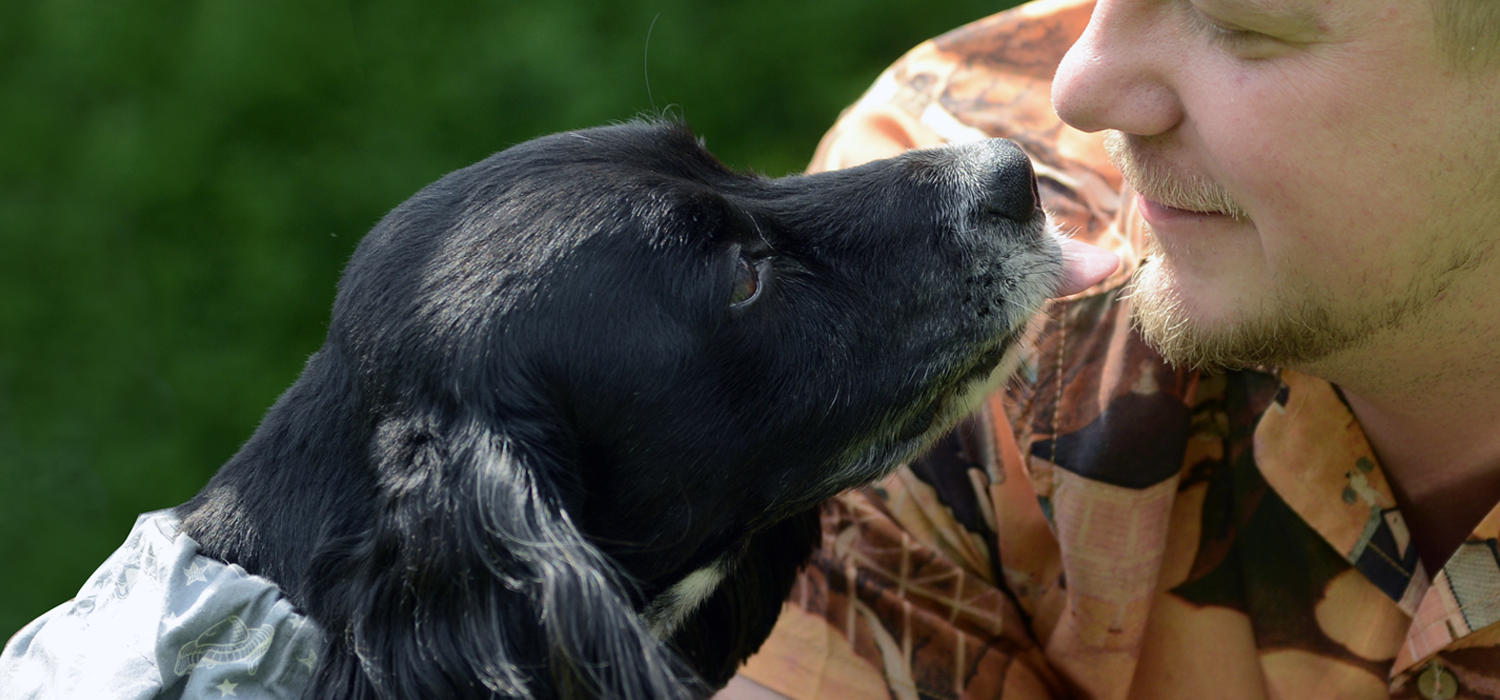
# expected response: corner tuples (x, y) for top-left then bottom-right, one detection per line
(980, 139), (1039, 221)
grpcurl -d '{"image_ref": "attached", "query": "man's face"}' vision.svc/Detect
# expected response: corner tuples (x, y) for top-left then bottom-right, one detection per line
(1052, 0), (1500, 372)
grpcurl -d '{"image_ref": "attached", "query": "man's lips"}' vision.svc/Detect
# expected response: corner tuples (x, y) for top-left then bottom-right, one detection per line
(1136, 193), (1235, 223)
(1054, 238), (1121, 297)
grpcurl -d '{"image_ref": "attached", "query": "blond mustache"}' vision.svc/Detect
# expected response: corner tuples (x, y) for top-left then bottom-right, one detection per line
(1104, 132), (1249, 221)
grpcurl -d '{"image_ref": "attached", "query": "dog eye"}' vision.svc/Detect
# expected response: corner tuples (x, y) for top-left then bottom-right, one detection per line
(730, 256), (761, 306)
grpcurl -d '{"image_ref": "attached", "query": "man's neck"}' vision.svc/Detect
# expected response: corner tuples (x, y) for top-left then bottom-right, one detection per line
(1296, 254), (1500, 573)
(1333, 373), (1500, 574)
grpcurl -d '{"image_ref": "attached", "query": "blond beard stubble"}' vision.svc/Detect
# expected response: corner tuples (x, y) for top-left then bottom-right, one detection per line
(1107, 131), (1433, 374)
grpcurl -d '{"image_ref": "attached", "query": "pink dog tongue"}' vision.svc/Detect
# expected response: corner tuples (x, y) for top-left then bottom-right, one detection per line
(1054, 238), (1121, 297)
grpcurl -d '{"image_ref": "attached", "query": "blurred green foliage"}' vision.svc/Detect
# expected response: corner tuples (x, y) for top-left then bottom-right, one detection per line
(0, 0), (1018, 639)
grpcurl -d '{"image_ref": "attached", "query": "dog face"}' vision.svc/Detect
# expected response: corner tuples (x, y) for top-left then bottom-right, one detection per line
(336, 121), (1058, 573)
(181, 121), (1062, 699)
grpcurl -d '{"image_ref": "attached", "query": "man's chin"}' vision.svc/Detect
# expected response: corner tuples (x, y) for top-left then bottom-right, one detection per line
(1127, 256), (1352, 373)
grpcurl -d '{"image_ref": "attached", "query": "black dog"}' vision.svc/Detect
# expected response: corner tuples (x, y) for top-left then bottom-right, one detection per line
(176, 120), (1063, 699)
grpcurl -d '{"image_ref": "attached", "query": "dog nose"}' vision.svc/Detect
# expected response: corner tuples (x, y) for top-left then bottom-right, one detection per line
(980, 139), (1040, 221)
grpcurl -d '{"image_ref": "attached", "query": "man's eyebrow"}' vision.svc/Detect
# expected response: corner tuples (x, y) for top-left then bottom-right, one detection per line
(1200, 0), (1326, 32)
(1204, 0), (1320, 22)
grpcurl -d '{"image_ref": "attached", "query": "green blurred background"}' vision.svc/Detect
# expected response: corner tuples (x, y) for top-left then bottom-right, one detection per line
(0, 0), (1020, 639)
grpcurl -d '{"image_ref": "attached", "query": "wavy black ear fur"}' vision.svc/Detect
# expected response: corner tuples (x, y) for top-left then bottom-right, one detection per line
(301, 412), (706, 700)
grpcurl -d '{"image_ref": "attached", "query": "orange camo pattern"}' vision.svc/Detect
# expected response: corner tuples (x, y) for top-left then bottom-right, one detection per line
(740, 0), (1500, 697)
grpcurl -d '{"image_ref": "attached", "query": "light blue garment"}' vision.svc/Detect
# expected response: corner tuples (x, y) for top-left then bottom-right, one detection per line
(1, 511), (323, 699)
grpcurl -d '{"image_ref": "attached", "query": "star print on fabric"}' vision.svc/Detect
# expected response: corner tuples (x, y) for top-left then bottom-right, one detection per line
(215, 679), (238, 696)
(184, 561), (209, 586)
(299, 648), (318, 671)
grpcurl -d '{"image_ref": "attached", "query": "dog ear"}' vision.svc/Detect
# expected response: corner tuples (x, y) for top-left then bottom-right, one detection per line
(301, 414), (708, 700)
(666, 508), (821, 689)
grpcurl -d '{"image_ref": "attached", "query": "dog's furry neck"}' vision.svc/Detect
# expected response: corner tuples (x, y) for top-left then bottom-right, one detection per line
(179, 347), (375, 597)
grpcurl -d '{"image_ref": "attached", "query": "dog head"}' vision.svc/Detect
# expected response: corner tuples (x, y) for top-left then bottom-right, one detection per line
(182, 120), (1063, 698)
(334, 119), (1058, 568)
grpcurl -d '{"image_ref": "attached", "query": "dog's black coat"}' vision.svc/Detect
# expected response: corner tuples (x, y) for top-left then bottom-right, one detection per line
(177, 120), (1062, 699)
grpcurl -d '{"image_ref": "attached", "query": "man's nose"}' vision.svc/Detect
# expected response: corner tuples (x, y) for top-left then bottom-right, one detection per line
(1051, 0), (1183, 136)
